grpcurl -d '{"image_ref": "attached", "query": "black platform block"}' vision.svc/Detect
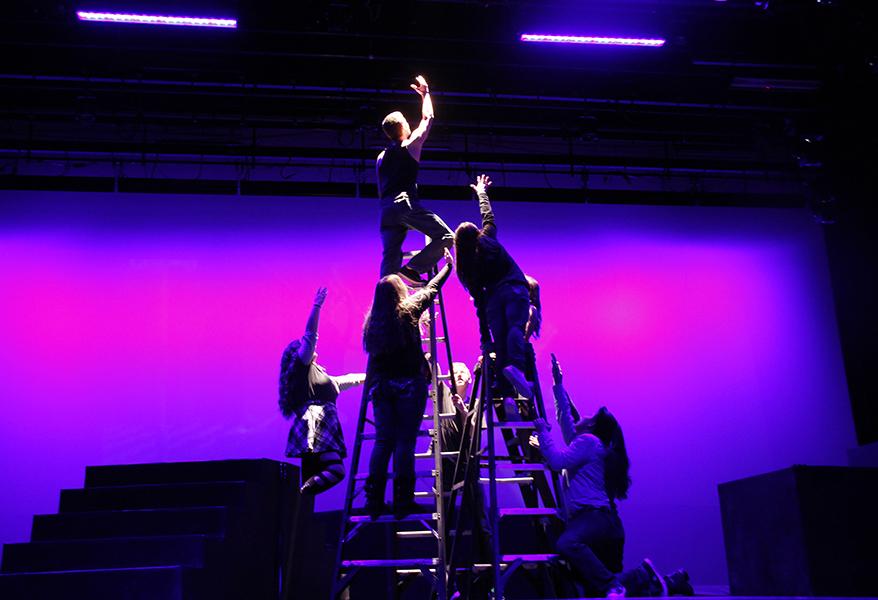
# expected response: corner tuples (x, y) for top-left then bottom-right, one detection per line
(6, 459), (308, 600)
(0, 565), (189, 600)
(1, 535), (219, 573)
(719, 465), (878, 597)
(84, 459), (284, 487)
(31, 507), (229, 541)
(59, 481), (251, 512)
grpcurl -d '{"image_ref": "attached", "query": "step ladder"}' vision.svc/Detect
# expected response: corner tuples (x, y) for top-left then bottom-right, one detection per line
(330, 265), (456, 599)
(451, 344), (568, 599)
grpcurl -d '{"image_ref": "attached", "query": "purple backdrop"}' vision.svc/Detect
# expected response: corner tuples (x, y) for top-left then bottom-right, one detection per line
(0, 189), (855, 584)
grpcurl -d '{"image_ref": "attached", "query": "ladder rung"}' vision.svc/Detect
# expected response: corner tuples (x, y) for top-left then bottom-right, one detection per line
(415, 450), (458, 458)
(422, 412), (456, 420)
(499, 507), (559, 518)
(348, 513), (437, 523)
(342, 558), (438, 568)
(496, 422), (536, 429)
(397, 568), (436, 575)
(479, 476), (534, 484)
(421, 337), (446, 343)
(396, 530), (436, 539)
(480, 462), (546, 471)
(437, 373), (452, 381)
(354, 470), (435, 480)
(414, 490), (451, 498)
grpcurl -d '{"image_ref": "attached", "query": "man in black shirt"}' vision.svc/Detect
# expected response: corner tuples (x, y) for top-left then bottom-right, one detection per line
(377, 75), (454, 286)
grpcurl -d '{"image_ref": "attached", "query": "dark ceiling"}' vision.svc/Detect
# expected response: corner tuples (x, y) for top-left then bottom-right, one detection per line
(1, 0), (876, 207)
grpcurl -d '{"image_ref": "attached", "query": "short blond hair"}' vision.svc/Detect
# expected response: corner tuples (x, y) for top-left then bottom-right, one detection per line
(381, 111), (406, 140)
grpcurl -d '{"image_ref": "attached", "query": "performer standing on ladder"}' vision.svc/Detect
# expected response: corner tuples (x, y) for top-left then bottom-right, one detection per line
(278, 287), (366, 495)
(377, 75), (454, 286)
(454, 174), (534, 402)
(362, 249), (454, 519)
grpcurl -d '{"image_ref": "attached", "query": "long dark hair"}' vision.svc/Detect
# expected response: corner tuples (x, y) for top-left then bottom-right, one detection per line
(578, 407), (631, 501)
(526, 274), (542, 339)
(278, 340), (308, 418)
(453, 222), (480, 293)
(363, 275), (413, 355)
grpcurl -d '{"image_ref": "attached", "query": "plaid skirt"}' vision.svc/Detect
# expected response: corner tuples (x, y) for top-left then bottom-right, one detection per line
(285, 401), (346, 458)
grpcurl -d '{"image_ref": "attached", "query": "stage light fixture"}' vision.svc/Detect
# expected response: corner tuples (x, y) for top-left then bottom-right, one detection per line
(520, 34), (665, 48)
(76, 11), (237, 28)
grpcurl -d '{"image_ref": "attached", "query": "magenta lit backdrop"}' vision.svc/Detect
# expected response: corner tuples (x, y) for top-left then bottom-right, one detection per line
(0, 190), (855, 584)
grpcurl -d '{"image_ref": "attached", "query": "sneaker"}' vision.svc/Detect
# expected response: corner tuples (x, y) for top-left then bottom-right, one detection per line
(606, 585), (626, 598)
(642, 558), (669, 597)
(397, 265), (427, 287)
(664, 569), (694, 596)
(502, 365), (534, 400)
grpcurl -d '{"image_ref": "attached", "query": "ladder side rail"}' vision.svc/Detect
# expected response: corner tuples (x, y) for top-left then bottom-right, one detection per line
(526, 343), (568, 521)
(446, 365), (485, 595)
(429, 286), (448, 599)
(484, 355), (503, 599)
(330, 383), (372, 599)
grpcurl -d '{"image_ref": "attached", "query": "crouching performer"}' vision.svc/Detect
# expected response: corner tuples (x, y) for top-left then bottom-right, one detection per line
(534, 354), (692, 597)
(279, 287), (365, 495)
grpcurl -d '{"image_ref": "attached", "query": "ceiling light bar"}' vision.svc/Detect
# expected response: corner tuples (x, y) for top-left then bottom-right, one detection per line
(76, 11), (237, 28)
(520, 33), (665, 48)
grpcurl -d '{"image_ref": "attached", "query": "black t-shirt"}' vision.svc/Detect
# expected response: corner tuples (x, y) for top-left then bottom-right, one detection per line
(377, 142), (419, 207)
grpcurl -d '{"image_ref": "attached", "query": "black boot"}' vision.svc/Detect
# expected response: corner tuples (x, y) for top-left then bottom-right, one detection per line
(393, 477), (431, 519)
(363, 475), (388, 520)
(664, 569), (693, 596)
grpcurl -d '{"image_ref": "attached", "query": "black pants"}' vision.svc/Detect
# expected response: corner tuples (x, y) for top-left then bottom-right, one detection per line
(556, 506), (625, 596)
(379, 197), (454, 277)
(367, 377), (428, 485)
(486, 281), (531, 396)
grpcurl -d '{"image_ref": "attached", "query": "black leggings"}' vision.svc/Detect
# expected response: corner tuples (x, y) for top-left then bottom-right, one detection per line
(300, 450), (345, 495)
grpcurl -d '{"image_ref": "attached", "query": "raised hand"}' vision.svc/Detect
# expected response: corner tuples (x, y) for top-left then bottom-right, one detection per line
(551, 353), (563, 386)
(469, 173), (492, 196)
(410, 75), (429, 97)
(313, 287), (328, 307)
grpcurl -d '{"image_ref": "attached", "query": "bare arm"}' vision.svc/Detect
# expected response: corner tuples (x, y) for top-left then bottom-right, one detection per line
(401, 75), (434, 162)
(333, 373), (366, 392)
(296, 287), (327, 364)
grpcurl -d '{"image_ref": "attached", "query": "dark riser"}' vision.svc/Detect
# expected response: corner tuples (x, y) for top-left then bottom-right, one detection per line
(1, 534), (221, 573)
(0, 565), (192, 600)
(31, 506), (228, 541)
(59, 481), (251, 512)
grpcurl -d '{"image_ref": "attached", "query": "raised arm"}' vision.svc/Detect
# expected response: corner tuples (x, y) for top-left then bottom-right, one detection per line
(401, 75), (434, 162)
(296, 287), (327, 364)
(470, 174), (497, 238)
(409, 249), (453, 315)
(551, 353), (577, 445)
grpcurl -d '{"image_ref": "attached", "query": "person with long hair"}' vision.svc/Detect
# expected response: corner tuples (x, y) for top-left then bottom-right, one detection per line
(376, 74), (454, 285)
(454, 173), (534, 401)
(534, 353), (691, 597)
(363, 249), (454, 518)
(278, 288), (365, 495)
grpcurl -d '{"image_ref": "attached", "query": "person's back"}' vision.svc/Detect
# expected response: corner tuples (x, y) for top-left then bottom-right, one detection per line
(377, 141), (419, 207)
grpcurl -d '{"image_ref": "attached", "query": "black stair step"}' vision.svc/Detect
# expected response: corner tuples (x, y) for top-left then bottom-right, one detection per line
(1, 534), (220, 573)
(0, 565), (189, 600)
(84, 458), (283, 487)
(59, 481), (250, 512)
(31, 507), (228, 541)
